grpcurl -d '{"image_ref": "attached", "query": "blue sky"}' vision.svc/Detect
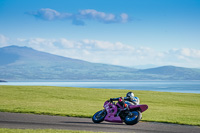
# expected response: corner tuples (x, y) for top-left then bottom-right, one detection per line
(0, 0), (200, 68)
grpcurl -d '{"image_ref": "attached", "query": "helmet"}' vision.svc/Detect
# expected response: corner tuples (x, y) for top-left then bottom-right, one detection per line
(126, 92), (134, 97)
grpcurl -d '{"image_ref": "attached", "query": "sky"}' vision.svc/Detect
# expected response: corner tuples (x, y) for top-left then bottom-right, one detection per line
(0, 0), (200, 68)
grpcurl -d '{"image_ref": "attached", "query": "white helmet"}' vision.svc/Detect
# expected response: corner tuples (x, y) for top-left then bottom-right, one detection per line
(126, 92), (134, 98)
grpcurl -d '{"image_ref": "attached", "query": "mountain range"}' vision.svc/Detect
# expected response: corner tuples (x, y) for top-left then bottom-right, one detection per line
(0, 45), (200, 81)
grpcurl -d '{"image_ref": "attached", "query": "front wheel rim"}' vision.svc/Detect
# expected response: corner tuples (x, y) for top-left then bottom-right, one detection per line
(93, 110), (106, 120)
(125, 111), (139, 121)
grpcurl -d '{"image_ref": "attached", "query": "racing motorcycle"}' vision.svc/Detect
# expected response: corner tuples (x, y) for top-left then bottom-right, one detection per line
(92, 97), (148, 125)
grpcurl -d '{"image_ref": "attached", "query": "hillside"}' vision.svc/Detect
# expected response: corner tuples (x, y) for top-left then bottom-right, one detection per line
(0, 45), (200, 80)
(139, 66), (200, 80)
(0, 46), (137, 80)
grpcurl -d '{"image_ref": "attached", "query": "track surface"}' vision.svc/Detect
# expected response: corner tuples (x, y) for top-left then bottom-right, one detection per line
(0, 112), (199, 133)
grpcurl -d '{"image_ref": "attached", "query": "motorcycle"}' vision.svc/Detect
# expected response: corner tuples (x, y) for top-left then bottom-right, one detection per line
(92, 97), (148, 125)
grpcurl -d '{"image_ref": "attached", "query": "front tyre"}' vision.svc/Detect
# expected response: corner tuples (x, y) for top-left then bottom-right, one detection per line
(92, 110), (107, 123)
(124, 111), (141, 125)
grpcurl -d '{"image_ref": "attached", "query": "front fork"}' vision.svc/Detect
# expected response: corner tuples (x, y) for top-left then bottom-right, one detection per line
(97, 109), (106, 117)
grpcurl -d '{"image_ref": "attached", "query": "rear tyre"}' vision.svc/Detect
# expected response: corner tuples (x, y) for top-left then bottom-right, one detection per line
(92, 110), (107, 123)
(124, 110), (141, 125)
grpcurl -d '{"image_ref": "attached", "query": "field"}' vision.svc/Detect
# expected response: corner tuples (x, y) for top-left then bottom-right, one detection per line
(0, 85), (200, 126)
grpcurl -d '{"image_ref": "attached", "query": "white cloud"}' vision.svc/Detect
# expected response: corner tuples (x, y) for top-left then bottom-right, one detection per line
(60, 38), (76, 48)
(78, 9), (130, 23)
(181, 48), (200, 58)
(37, 8), (61, 20)
(16, 38), (57, 52)
(181, 48), (191, 56)
(4, 37), (200, 68)
(81, 39), (134, 51)
(120, 13), (129, 23)
(167, 48), (200, 59)
(0, 34), (9, 47)
(79, 9), (116, 23)
(14, 37), (162, 66)
(28, 8), (72, 21)
(27, 8), (130, 25)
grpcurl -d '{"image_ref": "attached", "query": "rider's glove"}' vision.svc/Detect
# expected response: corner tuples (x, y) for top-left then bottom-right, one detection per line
(110, 98), (113, 102)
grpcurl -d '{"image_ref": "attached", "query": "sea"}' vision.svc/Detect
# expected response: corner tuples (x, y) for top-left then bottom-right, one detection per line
(1, 80), (200, 93)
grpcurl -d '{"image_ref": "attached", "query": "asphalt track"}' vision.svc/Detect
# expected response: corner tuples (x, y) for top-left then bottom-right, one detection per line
(0, 112), (199, 133)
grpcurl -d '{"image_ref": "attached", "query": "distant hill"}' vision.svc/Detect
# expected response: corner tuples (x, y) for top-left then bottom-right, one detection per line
(139, 66), (200, 80)
(0, 45), (200, 81)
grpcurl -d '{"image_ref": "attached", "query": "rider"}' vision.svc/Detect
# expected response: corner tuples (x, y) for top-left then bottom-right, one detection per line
(125, 92), (140, 105)
(110, 92), (140, 105)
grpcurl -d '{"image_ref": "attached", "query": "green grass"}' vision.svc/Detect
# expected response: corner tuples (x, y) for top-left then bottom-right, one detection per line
(0, 128), (112, 133)
(0, 85), (200, 126)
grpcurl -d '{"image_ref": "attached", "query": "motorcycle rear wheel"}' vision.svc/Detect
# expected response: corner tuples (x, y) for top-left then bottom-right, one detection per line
(92, 110), (107, 123)
(124, 110), (141, 125)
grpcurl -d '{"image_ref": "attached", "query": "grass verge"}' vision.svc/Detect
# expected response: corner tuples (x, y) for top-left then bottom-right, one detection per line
(0, 85), (199, 126)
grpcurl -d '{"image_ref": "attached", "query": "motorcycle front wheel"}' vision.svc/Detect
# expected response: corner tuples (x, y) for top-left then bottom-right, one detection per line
(92, 109), (107, 123)
(124, 110), (141, 125)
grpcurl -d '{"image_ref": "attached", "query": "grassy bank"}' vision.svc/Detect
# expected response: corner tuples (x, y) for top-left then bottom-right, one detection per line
(0, 85), (199, 126)
(0, 128), (111, 133)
